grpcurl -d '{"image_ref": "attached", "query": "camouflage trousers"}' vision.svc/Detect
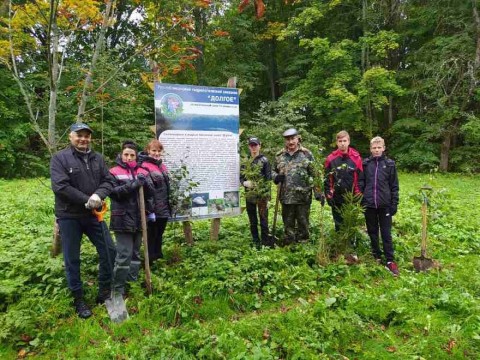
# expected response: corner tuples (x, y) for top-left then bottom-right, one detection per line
(281, 203), (311, 244)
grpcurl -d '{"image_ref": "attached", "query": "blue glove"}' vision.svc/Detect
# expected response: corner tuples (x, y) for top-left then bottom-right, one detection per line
(147, 213), (156, 222)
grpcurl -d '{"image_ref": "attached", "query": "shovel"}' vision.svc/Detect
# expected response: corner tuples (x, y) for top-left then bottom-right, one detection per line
(413, 186), (434, 272)
(93, 203), (129, 323)
(269, 182), (282, 245)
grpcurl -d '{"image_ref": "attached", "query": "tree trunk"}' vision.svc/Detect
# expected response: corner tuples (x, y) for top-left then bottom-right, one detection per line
(266, 39), (280, 100)
(48, 0), (59, 152)
(193, 8), (206, 85)
(76, 0), (116, 122)
(439, 134), (451, 172)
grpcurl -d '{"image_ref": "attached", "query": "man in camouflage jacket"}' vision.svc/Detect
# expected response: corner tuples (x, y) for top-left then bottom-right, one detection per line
(273, 129), (322, 244)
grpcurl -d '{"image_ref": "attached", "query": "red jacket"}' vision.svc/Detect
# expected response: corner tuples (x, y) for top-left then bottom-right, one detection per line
(324, 147), (363, 205)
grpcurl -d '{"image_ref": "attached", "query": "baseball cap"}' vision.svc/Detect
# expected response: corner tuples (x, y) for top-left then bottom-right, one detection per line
(248, 137), (261, 145)
(70, 123), (93, 133)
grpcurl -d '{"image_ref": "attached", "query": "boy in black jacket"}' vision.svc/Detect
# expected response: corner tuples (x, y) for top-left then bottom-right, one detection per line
(240, 137), (272, 248)
(359, 136), (400, 276)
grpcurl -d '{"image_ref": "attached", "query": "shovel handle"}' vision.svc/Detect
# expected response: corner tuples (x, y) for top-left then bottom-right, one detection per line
(92, 202), (108, 222)
(139, 186), (152, 295)
(421, 200), (428, 257)
(272, 181), (282, 235)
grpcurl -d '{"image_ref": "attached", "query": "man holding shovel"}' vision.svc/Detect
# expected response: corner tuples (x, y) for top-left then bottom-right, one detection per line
(50, 123), (116, 318)
(273, 129), (323, 244)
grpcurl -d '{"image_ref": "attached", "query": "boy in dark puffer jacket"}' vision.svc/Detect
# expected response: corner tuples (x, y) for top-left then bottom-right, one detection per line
(359, 136), (399, 276)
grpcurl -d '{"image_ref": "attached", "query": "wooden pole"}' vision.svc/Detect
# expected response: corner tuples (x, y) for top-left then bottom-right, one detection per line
(139, 186), (152, 295)
(210, 218), (221, 241)
(183, 221), (193, 245)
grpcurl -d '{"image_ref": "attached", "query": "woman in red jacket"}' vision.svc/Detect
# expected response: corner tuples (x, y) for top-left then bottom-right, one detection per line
(109, 140), (153, 296)
(139, 139), (171, 264)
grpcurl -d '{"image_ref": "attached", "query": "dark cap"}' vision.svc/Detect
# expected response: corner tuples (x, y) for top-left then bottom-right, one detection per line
(248, 137), (261, 145)
(70, 123), (93, 133)
(282, 128), (298, 137)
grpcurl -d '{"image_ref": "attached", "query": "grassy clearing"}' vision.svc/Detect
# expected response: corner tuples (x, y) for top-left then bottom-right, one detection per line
(0, 173), (479, 359)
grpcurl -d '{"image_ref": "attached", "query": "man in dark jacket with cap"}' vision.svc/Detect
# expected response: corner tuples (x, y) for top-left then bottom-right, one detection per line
(50, 123), (116, 318)
(240, 137), (272, 248)
(273, 128), (322, 244)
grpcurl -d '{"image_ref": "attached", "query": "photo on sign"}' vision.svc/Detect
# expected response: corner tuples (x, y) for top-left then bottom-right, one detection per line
(224, 191), (239, 208)
(208, 198), (225, 215)
(191, 193), (209, 208)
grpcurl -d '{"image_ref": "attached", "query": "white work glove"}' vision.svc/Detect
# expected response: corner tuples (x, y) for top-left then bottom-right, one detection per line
(243, 181), (254, 189)
(85, 194), (102, 209)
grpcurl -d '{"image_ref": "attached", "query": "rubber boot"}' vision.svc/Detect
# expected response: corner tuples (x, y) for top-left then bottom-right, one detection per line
(112, 264), (130, 296)
(127, 261), (141, 283)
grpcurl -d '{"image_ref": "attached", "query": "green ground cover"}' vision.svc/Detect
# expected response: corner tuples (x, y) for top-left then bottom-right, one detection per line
(0, 173), (479, 359)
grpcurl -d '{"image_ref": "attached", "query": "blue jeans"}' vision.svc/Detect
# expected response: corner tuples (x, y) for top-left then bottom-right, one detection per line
(58, 217), (115, 293)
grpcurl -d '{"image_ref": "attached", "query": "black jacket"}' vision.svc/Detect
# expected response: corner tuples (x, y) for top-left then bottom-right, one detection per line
(50, 146), (115, 218)
(109, 156), (154, 233)
(138, 152), (171, 218)
(359, 155), (399, 209)
(324, 147), (363, 205)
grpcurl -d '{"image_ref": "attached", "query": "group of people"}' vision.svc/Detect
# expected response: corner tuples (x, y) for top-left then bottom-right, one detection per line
(51, 122), (398, 319)
(241, 129), (399, 275)
(51, 123), (170, 319)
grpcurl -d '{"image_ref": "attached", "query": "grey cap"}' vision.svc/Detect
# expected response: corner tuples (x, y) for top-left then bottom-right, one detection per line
(282, 128), (298, 137)
(70, 123), (93, 133)
(248, 137), (261, 145)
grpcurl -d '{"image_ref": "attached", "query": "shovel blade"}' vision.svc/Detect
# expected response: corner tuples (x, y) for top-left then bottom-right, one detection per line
(105, 293), (129, 323)
(413, 256), (434, 272)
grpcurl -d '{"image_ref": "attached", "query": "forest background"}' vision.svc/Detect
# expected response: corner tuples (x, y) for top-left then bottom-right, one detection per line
(1, 0), (480, 177)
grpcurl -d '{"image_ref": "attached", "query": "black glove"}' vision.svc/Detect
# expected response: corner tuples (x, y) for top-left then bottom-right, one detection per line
(137, 173), (146, 185)
(274, 174), (285, 184)
(390, 204), (397, 216)
(326, 196), (333, 207)
(315, 193), (325, 206)
(130, 174), (146, 190)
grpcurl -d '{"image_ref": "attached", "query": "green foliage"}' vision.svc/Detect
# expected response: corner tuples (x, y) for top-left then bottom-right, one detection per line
(168, 159), (200, 219)
(1, 174), (480, 358)
(241, 101), (324, 162)
(332, 192), (365, 257)
(239, 157), (270, 201)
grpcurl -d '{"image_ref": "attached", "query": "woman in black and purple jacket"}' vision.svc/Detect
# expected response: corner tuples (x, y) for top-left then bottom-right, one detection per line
(138, 139), (171, 264)
(359, 136), (400, 276)
(109, 141), (154, 296)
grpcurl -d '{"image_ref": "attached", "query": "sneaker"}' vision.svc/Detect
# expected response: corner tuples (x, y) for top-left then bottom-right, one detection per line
(386, 261), (399, 277)
(74, 299), (92, 319)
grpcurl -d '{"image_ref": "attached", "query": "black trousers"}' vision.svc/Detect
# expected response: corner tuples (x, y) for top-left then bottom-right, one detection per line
(364, 207), (394, 262)
(246, 199), (270, 246)
(147, 217), (168, 262)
